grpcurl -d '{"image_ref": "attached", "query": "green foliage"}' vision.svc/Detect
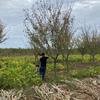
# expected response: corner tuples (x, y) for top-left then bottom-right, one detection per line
(68, 55), (82, 62)
(0, 57), (42, 89)
(70, 66), (100, 78)
(0, 55), (100, 89)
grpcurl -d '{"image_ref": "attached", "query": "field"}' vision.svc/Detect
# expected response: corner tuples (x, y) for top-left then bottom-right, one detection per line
(0, 54), (100, 90)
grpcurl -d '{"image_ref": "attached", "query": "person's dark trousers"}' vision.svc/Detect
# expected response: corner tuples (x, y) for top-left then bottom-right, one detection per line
(39, 67), (46, 80)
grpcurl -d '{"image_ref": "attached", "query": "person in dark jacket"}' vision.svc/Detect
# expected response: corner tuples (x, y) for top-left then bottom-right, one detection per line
(39, 53), (48, 80)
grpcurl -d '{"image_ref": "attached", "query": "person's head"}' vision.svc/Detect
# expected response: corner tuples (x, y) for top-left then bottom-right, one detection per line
(41, 53), (45, 56)
(36, 64), (39, 67)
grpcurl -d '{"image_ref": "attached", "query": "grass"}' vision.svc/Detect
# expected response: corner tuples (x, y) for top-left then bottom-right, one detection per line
(0, 56), (42, 89)
(70, 66), (100, 78)
(0, 54), (100, 89)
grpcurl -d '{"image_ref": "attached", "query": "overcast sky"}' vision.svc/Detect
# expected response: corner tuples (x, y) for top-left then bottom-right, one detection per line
(0, 0), (100, 48)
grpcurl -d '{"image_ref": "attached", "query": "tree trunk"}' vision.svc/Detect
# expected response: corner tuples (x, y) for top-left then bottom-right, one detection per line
(92, 55), (95, 63)
(54, 59), (57, 78)
(62, 54), (69, 78)
(81, 55), (84, 63)
(66, 54), (69, 74)
(89, 55), (92, 62)
(62, 55), (66, 77)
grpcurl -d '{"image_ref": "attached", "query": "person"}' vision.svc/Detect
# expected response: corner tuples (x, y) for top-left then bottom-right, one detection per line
(39, 53), (48, 80)
(35, 64), (39, 73)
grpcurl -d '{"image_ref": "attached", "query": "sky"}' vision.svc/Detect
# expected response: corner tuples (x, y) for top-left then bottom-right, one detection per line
(0, 0), (100, 48)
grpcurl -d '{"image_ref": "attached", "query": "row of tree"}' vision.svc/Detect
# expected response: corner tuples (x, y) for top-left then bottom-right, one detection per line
(0, 48), (35, 56)
(24, 0), (100, 76)
(76, 27), (100, 62)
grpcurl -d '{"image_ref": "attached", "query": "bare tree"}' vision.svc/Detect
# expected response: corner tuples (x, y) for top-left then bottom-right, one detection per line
(0, 21), (7, 43)
(58, 13), (74, 74)
(75, 34), (87, 63)
(24, 0), (74, 77)
(80, 26), (99, 62)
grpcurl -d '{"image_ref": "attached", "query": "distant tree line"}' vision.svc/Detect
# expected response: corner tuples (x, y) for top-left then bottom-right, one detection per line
(0, 48), (34, 56)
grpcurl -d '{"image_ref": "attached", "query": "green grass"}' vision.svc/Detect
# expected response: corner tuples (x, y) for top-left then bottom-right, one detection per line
(0, 55), (100, 89)
(70, 66), (100, 78)
(0, 56), (42, 89)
